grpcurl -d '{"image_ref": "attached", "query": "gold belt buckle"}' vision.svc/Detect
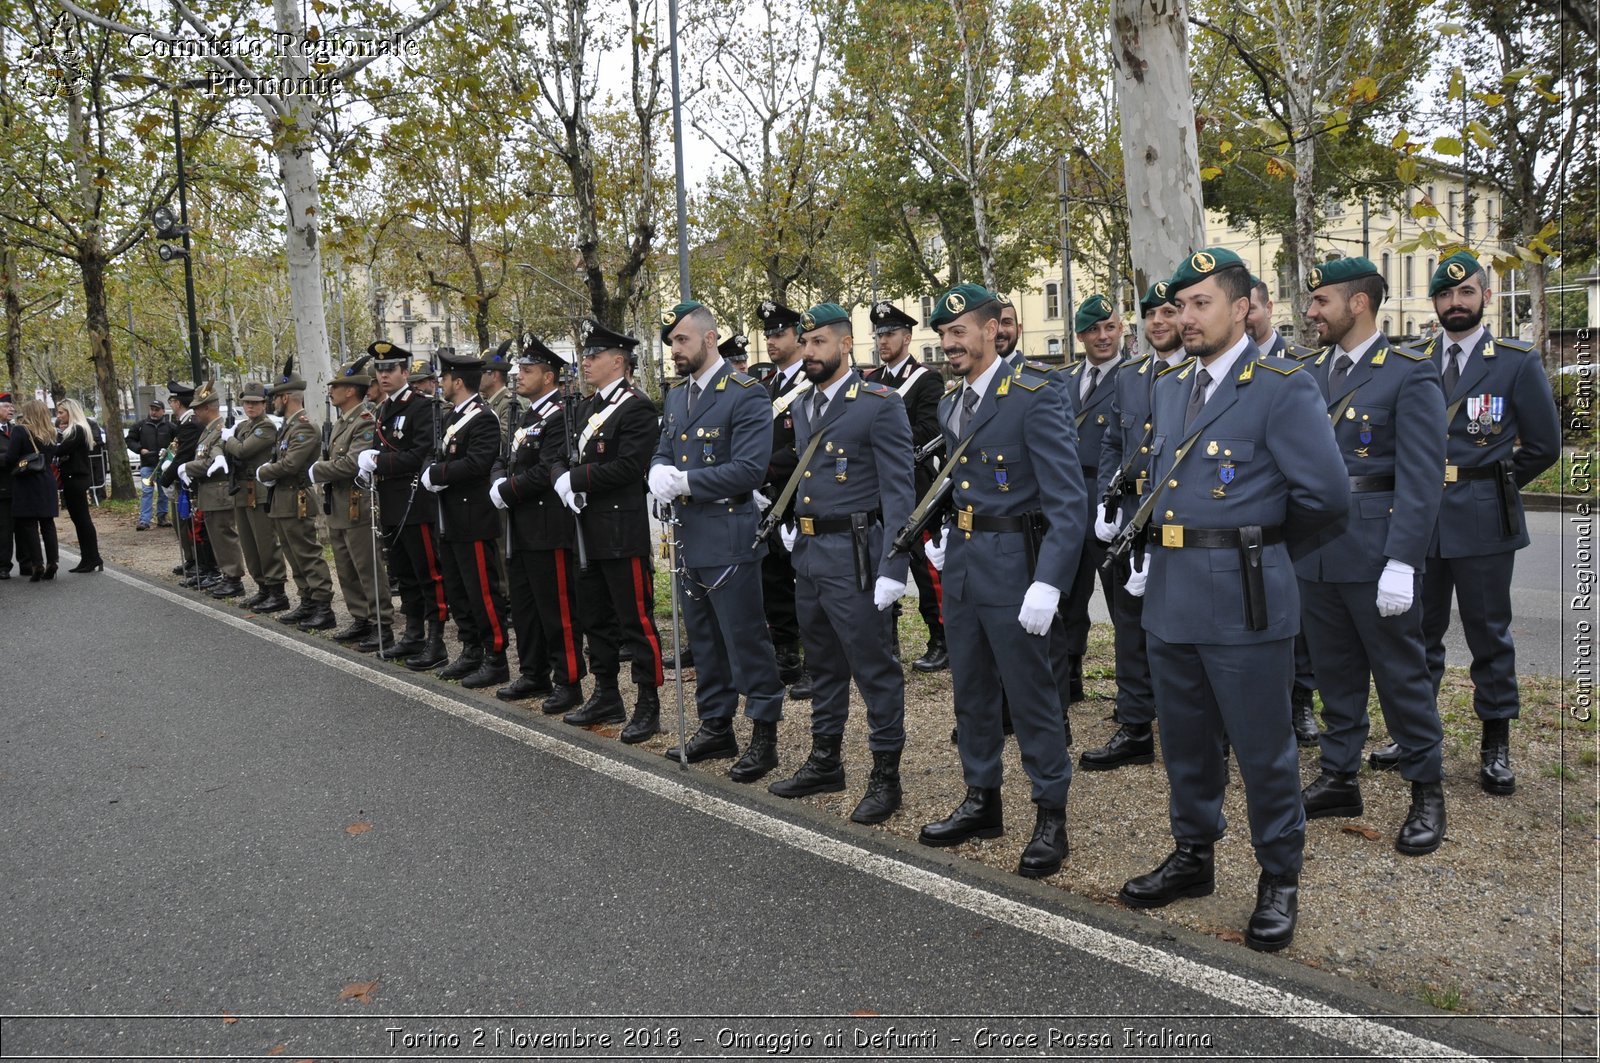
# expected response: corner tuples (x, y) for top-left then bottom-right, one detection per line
(1161, 524), (1185, 548)
(799, 516), (816, 536)
(956, 510), (973, 532)
(1444, 464), (1459, 484)
(1134, 474), (1147, 496)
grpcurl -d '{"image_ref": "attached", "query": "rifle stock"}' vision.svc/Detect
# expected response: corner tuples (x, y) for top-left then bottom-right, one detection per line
(887, 475), (954, 558)
(563, 388), (590, 571)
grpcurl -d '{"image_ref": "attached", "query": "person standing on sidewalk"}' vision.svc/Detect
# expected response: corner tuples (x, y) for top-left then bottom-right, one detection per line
(255, 359), (337, 631)
(127, 399), (173, 531)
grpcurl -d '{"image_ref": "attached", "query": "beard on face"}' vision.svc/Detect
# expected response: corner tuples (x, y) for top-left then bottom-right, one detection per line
(1440, 303), (1484, 332)
(802, 347), (841, 383)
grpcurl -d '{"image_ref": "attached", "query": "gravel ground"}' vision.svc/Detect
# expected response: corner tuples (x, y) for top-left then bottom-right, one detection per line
(52, 502), (1599, 1052)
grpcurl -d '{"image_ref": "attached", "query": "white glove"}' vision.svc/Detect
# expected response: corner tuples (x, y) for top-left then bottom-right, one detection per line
(779, 522), (797, 552)
(207, 453), (229, 477)
(753, 490), (771, 513)
(924, 535), (946, 572)
(357, 449), (379, 475)
(566, 491), (587, 514)
(1093, 502), (1122, 544)
(874, 576), (906, 611)
(421, 465), (444, 493)
(177, 464), (192, 486)
(489, 478), (508, 510)
(219, 423), (236, 441)
(648, 464), (678, 505)
(306, 463), (317, 485)
(1376, 558), (1415, 617)
(1124, 552), (1148, 597)
(255, 464), (275, 487)
(1018, 581), (1061, 636)
(555, 471), (576, 508)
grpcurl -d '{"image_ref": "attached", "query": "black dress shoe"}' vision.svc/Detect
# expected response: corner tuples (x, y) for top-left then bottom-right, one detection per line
(460, 653), (511, 690)
(1480, 719), (1516, 795)
(1080, 723), (1154, 771)
(276, 600), (315, 625)
(620, 687), (661, 744)
(1396, 781), (1447, 855)
(1292, 688), (1320, 746)
(729, 720), (779, 782)
(208, 576), (245, 598)
(1017, 805), (1068, 878)
(662, 648), (694, 670)
(787, 670), (814, 701)
(496, 674), (553, 702)
(333, 619), (373, 643)
(850, 750), (902, 824)
(1301, 770), (1363, 819)
(1118, 843), (1215, 908)
(353, 626), (393, 653)
(918, 786), (1004, 847)
(197, 569), (222, 589)
(769, 735), (845, 798)
(239, 586), (269, 610)
(663, 719), (738, 763)
(439, 648), (485, 681)
(171, 562), (185, 575)
(254, 587), (291, 613)
(912, 637), (948, 673)
(296, 601), (337, 631)
(1245, 871), (1299, 952)
(540, 683), (584, 715)
(564, 685), (626, 726)
(1367, 741), (1402, 771)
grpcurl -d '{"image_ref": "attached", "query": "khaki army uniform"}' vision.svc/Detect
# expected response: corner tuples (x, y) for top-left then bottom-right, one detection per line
(258, 408), (334, 604)
(310, 400), (388, 624)
(222, 412), (287, 588)
(180, 417), (244, 580)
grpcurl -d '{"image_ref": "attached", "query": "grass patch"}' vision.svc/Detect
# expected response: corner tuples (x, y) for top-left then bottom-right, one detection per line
(1544, 762), (1577, 781)
(1525, 451), (1592, 495)
(1418, 984), (1465, 1012)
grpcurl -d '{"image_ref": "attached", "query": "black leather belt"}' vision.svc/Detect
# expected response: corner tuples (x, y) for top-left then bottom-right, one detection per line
(1349, 475), (1395, 492)
(1444, 464), (1500, 483)
(956, 512), (1037, 533)
(1150, 524), (1285, 549)
(691, 492), (753, 504)
(797, 510), (880, 535)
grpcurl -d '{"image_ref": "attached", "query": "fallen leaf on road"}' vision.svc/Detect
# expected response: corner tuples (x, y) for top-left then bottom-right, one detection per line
(849, 1008), (879, 1017)
(338, 979), (379, 1005)
(1216, 930), (1245, 944)
(267, 1046), (286, 1055)
(592, 726), (621, 738)
(222, 1012), (238, 1025)
(1340, 824), (1382, 841)
(345, 822), (372, 835)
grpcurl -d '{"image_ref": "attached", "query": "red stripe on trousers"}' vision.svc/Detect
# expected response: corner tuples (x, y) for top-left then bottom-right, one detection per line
(631, 556), (664, 686)
(553, 548), (580, 683)
(419, 523), (448, 621)
(473, 540), (506, 653)
(922, 528), (944, 615)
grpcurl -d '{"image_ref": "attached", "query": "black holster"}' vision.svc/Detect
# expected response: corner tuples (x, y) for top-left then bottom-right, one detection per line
(323, 483), (335, 516)
(850, 512), (873, 593)
(1023, 511), (1045, 582)
(1494, 458), (1520, 538)
(1238, 524), (1268, 632)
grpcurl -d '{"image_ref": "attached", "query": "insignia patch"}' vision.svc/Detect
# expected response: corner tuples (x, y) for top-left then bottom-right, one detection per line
(800, 311), (816, 330)
(1155, 281), (1168, 299)
(1192, 251), (1217, 273)
(1308, 267), (1323, 289)
(946, 292), (967, 314)
(1447, 261), (1467, 281)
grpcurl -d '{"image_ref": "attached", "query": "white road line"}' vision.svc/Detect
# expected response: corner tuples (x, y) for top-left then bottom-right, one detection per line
(111, 566), (1489, 1061)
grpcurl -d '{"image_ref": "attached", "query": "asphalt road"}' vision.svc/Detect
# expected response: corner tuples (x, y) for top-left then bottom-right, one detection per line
(0, 564), (1565, 1061)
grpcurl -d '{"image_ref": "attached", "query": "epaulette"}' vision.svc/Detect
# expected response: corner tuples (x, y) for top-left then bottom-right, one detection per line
(360, 411), (374, 420)
(1391, 346), (1430, 361)
(1158, 357), (1194, 377)
(1291, 347), (1320, 361)
(1254, 360), (1302, 375)
(1494, 336), (1535, 352)
(1312, 347), (1333, 366)
(1027, 359), (1060, 374)
(1008, 374), (1047, 392)
(859, 381), (892, 396)
(725, 373), (759, 388)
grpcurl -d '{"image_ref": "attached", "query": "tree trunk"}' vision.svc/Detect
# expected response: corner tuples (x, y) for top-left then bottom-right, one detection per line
(80, 254), (136, 499)
(1111, 0), (1206, 292)
(1525, 258), (1550, 368)
(2, 243), (21, 392)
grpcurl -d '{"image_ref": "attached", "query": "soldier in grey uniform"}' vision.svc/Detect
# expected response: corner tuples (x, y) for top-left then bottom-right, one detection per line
(1376, 251), (1560, 796)
(649, 300), (787, 782)
(917, 284), (1086, 879)
(1294, 256), (1447, 854)
(310, 354), (390, 648)
(1117, 248), (1349, 952)
(255, 358), (337, 631)
(224, 381), (289, 612)
(176, 383), (247, 599)
(764, 302), (915, 824)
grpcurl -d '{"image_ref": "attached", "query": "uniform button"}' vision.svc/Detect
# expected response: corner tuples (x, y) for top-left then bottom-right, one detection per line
(964, 532), (972, 540)
(959, 456), (968, 464)
(960, 480), (970, 489)
(1141, 446), (1149, 454)
(803, 471), (812, 478)
(1165, 509), (1174, 519)
(1168, 479), (1178, 488)
(680, 433), (687, 441)
(802, 496), (810, 504)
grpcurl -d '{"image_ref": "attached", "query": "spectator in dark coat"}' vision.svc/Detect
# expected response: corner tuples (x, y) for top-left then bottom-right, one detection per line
(7, 400), (59, 580)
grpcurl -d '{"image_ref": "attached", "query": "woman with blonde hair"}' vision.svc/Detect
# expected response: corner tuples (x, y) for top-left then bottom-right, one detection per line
(6, 399), (59, 580)
(54, 398), (103, 572)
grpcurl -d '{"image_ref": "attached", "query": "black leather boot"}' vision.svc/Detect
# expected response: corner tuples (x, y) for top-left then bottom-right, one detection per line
(662, 718), (737, 763)
(254, 584), (290, 613)
(497, 673), (554, 702)
(1301, 770), (1363, 819)
(1245, 870), (1299, 952)
(333, 619), (374, 643)
(912, 632), (948, 673)
(1396, 780), (1447, 855)
(1480, 718), (1515, 795)
(787, 670), (814, 701)
(276, 599), (315, 625)
(439, 645), (485, 681)
(769, 735), (845, 798)
(208, 576), (245, 599)
(460, 651), (510, 690)
(1292, 687), (1319, 745)
(404, 621), (449, 671)
(620, 686), (661, 744)
(354, 624), (395, 654)
(1017, 804), (1068, 878)
(379, 617), (425, 659)
(540, 683), (584, 715)
(1118, 843), (1215, 908)
(850, 749), (903, 825)
(918, 786), (1004, 847)
(564, 683), (626, 726)
(296, 601), (337, 632)
(662, 647), (694, 670)
(1367, 741), (1402, 771)
(775, 644), (804, 685)
(240, 585), (270, 609)
(1079, 723), (1155, 771)
(729, 720), (780, 782)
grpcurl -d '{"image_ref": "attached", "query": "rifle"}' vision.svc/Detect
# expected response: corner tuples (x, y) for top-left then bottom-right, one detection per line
(1100, 425), (1154, 527)
(320, 392), (335, 515)
(913, 433), (946, 465)
(887, 475), (955, 558)
(562, 384), (590, 571)
(224, 387), (240, 496)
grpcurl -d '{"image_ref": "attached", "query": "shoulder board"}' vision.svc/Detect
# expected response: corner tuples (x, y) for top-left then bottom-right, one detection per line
(725, 373), (759, 388)
(360, 411), (374, 420)
(1027, 359), (1059, 374)
(1158, 358), (1194, 377)
(1312, 347), (1332, 366)
(1008, 374), (1046, 392)
(859, 381), (892, 396)
(1390, 346), (1430, 361)
(1493, 336), (1534, 352)
(1370, 347), (1388, 367)
(1255, 360), (1302, 376)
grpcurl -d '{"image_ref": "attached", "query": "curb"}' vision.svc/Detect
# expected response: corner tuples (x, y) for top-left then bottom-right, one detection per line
(1522, 491), (1590, 512)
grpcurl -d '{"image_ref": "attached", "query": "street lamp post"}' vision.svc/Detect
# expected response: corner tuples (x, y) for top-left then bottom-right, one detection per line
(152, 96), (203, 386)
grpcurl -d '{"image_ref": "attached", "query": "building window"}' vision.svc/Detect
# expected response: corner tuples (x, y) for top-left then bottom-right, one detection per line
(922, 345), (934, 361)
(1046, 337), (1061, 357)
(1425, 183), (1436, 206)
(429, 297), (441, 317)
(1382, 317), (1392, 334)
(431, 326), (441, 345)
(1406, 318), (1415, 334)
(1404, 256), (1414, 296)
(1276, 266), (1290, 300)
(1381, 252), (1391, 287)
(1045, 282), (1060, 319)
(402, 297), (413, 319)
(1426, 256), (1436, 283)
(1447, 191), (1458, 227)
(403, 325), (414, 345)
(920, 296), (934, 327)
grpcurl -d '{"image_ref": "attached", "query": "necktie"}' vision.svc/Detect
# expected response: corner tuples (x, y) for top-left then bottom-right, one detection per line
(811, 389), (827, 423)
(957, 385), (980, 435)
(1442, 343), (1462, 395)
(1333, 354), (1353, 390)
(1081, 365), (1101, 403)
(1184, 368), (1212, 431)
(688, 381), (702, 415)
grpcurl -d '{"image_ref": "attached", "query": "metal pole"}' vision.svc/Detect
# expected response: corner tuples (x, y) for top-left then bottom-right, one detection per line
(1058, 157), (1076, 363)
(172, 97), (203, 386)
(1362, 198), (1370, 259)
(666, 0), (690, 302)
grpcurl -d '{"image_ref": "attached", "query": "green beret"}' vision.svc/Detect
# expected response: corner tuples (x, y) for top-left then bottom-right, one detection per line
(1429, 251), (1483, 297)
(1073, 294), (1114, 334)
(1307, 256), (1381, 292)
(660, 300), (706, 342)
(798, 302), (850, 334)
(1166, 247), (1248, 298)
(1139, 281), (1172, 315)
(928, 283), (997, 329)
